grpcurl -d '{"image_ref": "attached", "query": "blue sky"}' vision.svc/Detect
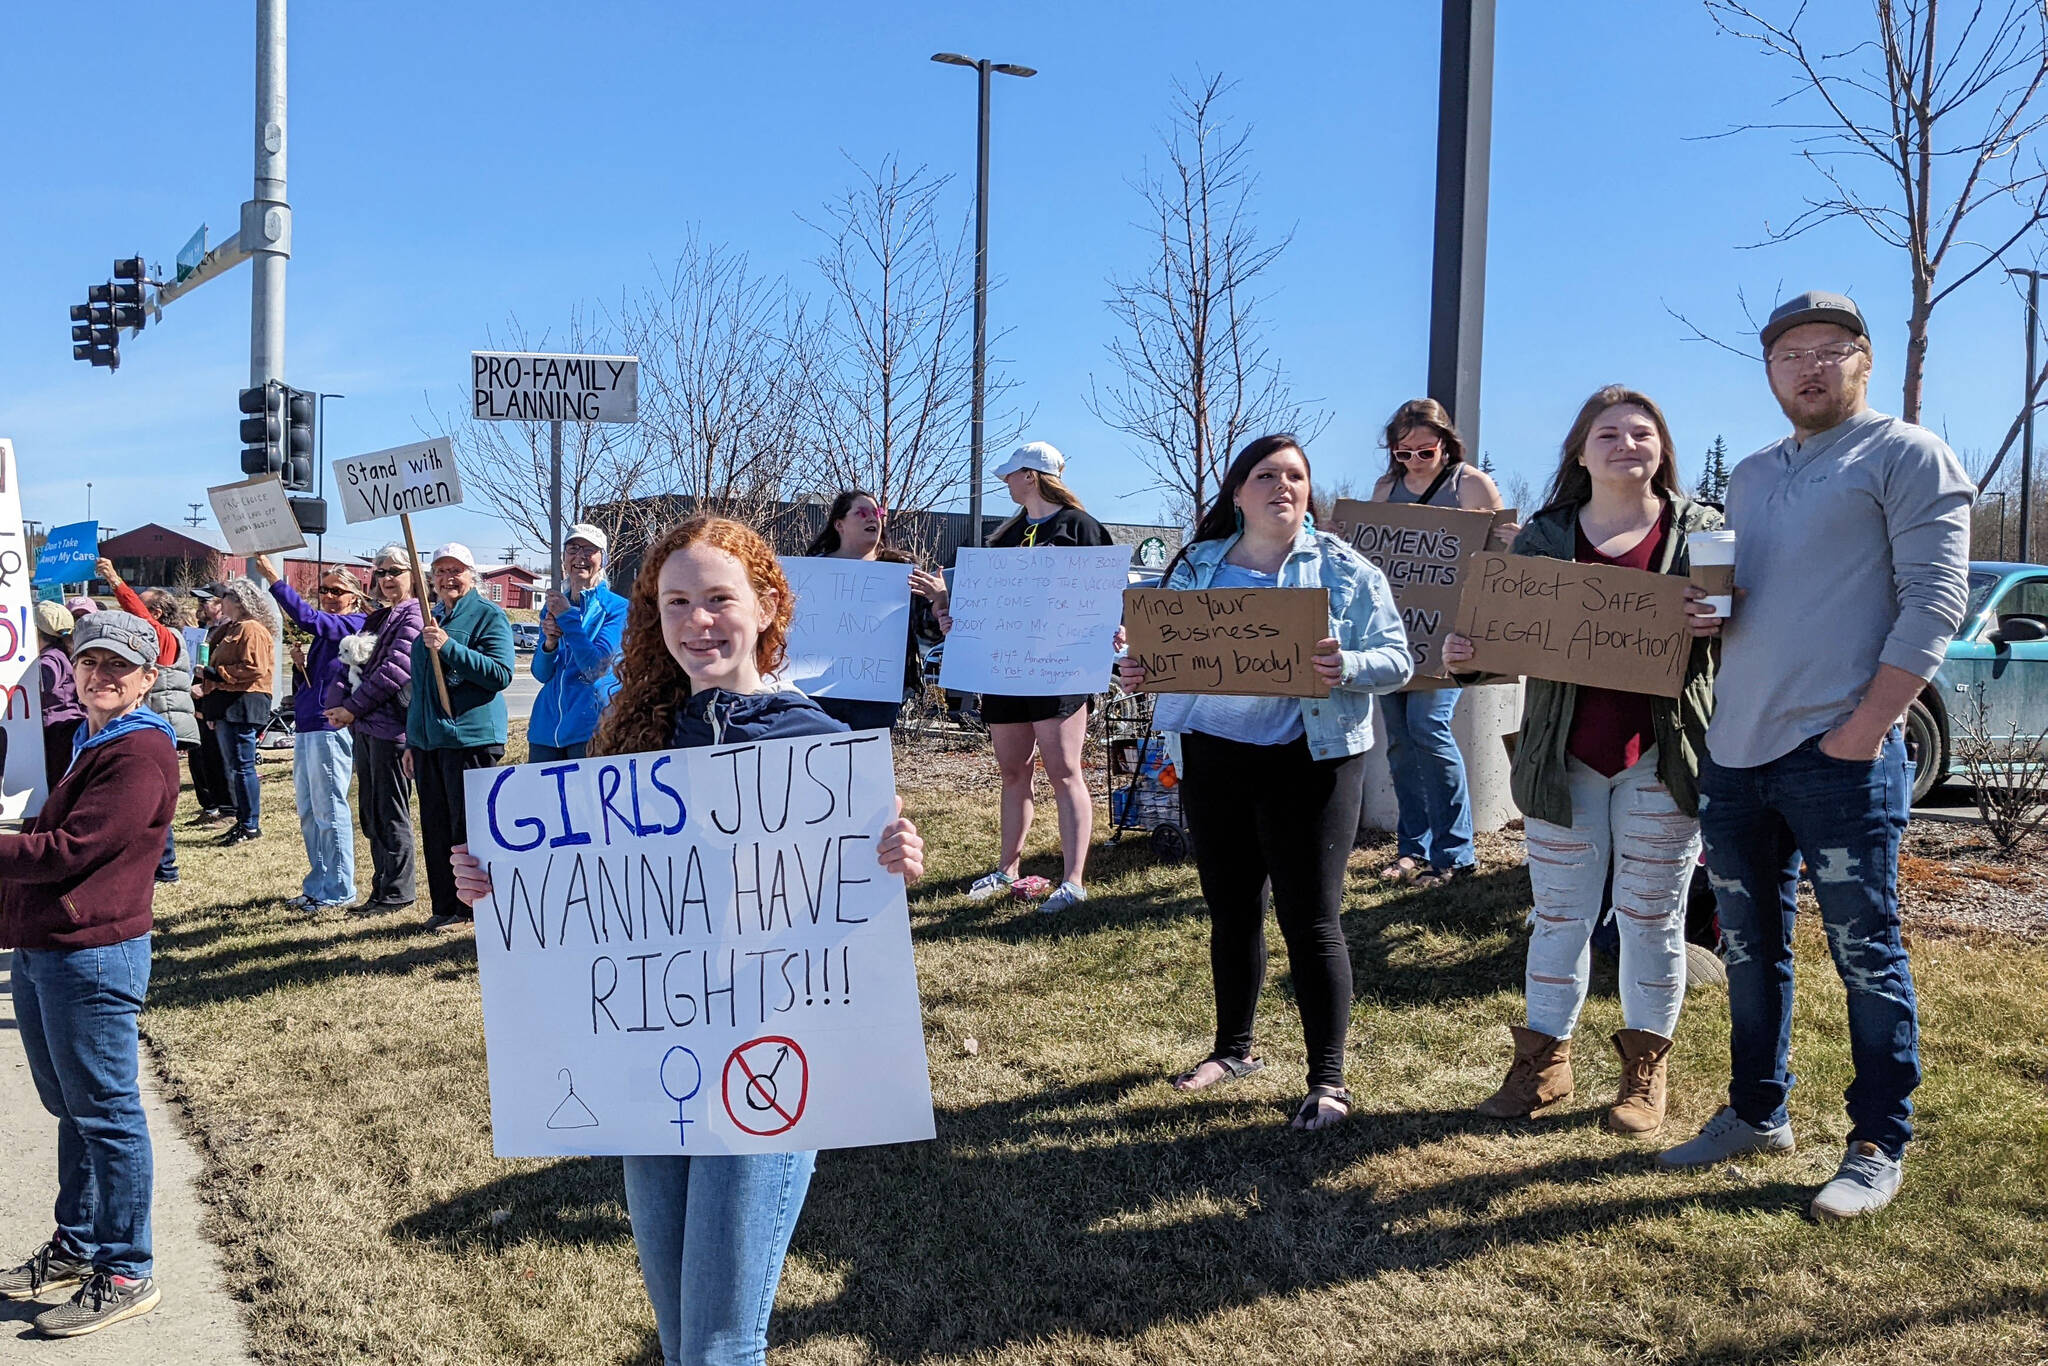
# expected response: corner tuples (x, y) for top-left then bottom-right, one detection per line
(1, 1), (2031, 565)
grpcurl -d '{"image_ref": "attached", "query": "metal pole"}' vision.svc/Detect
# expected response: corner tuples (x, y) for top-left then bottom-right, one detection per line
(249, 0), (289, 392)
(1426, 0), (1496, 453)
(2024, 274), (2038, 564)
(968, 60), (992, 549)
(549, 419), (564, 592)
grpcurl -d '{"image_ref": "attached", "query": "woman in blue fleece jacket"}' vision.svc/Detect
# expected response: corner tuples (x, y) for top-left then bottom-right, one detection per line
(528, 522), (627, 761)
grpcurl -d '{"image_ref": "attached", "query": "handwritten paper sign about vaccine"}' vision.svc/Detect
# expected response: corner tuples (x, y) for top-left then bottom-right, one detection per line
(938, 545), (1128, 696)
(1455, 553), (1692, 698)
(463, 731), (935, 1157)
(1122, 587), (1329, 697)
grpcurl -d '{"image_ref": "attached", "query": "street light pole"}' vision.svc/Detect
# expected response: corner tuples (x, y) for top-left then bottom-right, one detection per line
(2010, 268), (2043, 564)
(249, 0), (290, 393)
(316, 392), (344, 571)
(1427, 0), (1496, 454)
(932, 51), (1036, 548)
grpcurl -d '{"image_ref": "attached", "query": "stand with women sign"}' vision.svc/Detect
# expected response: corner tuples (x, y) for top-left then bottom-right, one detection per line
(0, 440), (46, 818)
(461, 731), (935, 1156)
(330, 436), (466, 712)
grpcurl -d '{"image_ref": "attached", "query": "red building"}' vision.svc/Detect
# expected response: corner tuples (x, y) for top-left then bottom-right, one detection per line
(98, 523), (370, 596)
(480, 564), (542, 610)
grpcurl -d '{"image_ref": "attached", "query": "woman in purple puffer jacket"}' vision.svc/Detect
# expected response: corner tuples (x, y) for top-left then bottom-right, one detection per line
(321, 545), (423, 912)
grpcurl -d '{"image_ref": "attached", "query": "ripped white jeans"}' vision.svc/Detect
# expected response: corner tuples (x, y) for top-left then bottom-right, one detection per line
(1522, 748), (1699, 1040)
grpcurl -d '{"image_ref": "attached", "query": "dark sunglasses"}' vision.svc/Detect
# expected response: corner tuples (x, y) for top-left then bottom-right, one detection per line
(372, 568), (407, 579)
(1391, 446), (1443, 462)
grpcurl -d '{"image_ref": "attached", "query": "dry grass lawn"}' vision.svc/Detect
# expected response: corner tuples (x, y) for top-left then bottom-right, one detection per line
(137, 735), (2048, 1365)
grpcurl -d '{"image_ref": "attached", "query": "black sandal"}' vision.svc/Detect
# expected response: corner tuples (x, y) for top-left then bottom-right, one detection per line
(1171, 1054), (1265, 1092)
(1289, 1085), (1352, 1131)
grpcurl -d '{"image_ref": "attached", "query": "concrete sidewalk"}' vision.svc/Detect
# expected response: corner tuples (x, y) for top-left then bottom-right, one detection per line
(0, 949), (255, 1361)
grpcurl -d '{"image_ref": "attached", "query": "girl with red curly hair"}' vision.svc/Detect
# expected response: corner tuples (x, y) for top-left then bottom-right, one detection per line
(450, 514), (925, 1365)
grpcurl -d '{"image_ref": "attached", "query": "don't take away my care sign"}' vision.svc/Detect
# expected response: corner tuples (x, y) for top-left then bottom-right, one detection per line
(463, 731), (936, 1157)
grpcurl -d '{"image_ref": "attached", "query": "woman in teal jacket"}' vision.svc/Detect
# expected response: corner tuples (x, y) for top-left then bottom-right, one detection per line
(1117, 433), (1412, 1132)
(405, 543), (515, 931)
(528, 523), (627, 761)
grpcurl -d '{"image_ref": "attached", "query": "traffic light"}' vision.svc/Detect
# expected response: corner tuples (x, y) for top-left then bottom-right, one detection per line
(68, 257), (148, 371)
(239, 383), (283, 476)
(282, 386), (316, 491)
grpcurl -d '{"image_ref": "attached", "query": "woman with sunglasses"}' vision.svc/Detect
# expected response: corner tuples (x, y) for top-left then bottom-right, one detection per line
(254, 555), (370, 912)
(801, 490), (950, 733)
(325, 547), (425, 912)
(1367, 398), (1512, 888)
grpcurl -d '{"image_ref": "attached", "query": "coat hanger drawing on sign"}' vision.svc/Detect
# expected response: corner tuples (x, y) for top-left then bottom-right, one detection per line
(546, 1068), (600, 1130)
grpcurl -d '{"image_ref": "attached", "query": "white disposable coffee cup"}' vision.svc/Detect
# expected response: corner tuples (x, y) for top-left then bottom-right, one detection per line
(1688, 529), (1737, 619)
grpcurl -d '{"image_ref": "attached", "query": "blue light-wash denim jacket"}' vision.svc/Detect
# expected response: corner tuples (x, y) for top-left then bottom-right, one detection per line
(1152, 524), (1413, 760)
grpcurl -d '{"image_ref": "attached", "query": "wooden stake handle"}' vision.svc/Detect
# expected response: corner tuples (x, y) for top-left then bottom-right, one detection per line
(401, 513), (455, 716)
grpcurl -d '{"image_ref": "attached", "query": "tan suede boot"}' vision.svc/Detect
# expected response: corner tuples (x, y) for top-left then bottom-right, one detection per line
(1606, 1029), (1674, 1134)
(1474, 1025), (1574, 1118)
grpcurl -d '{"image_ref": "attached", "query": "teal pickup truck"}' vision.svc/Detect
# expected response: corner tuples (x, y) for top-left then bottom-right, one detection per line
(1906, 561), (2048, 804)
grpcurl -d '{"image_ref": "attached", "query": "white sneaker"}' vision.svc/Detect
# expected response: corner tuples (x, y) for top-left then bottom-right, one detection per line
(965, 871), (1015, 902)
(1038, 881), (1088, 915)
(1810, 1141), (1904, 1220)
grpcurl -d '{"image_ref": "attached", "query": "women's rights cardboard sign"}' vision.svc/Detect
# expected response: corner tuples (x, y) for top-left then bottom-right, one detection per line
(462, 731), (935, 1157)
(1455, 553), (1692, 698)
(1330, 498), (1496, 679)
(1122, 587), (1329, 696)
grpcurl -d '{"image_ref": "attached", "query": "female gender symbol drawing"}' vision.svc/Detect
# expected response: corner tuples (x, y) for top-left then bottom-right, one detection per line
(660, 1046), (702, 1148)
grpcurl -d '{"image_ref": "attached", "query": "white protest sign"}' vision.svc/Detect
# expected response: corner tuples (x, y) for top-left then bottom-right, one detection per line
(472, 351), (640, 424)
(331, 437), (464, 525)
(938, 545), (1129, 697)
(0, 440), (46, 819)
(207, 474), (307, 556)
(462, 730), (935, 1157)
(775, 557), (912, 703)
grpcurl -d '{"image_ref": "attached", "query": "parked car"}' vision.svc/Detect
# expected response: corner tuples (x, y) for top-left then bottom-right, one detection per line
(511, 621), (542, 652)
(1907, 560), (2048, 804)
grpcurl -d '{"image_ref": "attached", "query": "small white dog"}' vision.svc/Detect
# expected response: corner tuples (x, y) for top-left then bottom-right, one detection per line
(337, 631), (377, 691)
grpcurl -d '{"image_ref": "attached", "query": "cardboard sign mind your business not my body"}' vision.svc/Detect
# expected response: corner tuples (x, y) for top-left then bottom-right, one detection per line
(1122, 587), (1330, 697)
(462, 731), (936, 1158)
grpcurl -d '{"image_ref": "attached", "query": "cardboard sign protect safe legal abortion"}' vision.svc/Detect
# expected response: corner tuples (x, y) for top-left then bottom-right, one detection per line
(1454, 553), (1692, 698)
(462, 731), (935, 1157)
(1122, 587), (1329, 697)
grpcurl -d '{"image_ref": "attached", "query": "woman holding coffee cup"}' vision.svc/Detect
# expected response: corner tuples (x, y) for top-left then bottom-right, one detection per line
(1440, 385), (1721, 1135)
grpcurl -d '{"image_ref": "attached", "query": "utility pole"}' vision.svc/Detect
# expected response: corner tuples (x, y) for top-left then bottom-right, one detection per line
(186, 503), (205, 528)
(249, 0), (290, 395)
(1427, 0), (1496, 454)
(932, 52), (1036, 548)
(2009, 268), (2041, 564)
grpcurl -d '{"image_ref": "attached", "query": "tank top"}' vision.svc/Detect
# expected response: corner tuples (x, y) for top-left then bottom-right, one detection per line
(1385, 461), (1468, 507)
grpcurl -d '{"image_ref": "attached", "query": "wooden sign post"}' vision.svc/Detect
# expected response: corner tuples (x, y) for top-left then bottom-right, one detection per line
(1122, 586), (1330, 697)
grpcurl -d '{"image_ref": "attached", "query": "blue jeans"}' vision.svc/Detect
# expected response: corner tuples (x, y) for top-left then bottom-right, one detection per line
(1380, 687), (1475, 871)
(158, 825), (178, 881)
(11, 937), (154, 1279)
(526, 740), (588, 763)
(621, 1151), (815, 1366)
(293, 729), (357, 903)
(219, 719), (263, 834)
(1700, 728), (1919, 1157)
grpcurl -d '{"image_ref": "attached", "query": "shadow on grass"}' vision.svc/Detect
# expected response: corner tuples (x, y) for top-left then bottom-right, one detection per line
(147, 920), (475, 1010)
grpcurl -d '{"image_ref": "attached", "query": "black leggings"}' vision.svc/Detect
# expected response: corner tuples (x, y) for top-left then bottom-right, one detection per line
(1179, 731), (1367, 1092)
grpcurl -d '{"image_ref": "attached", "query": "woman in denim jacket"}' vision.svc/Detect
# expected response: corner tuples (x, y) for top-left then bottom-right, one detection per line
(1118, 433), (1411, 1130)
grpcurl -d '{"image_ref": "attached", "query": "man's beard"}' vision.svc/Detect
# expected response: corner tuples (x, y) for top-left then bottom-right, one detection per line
(1776, 381), (1865, 434)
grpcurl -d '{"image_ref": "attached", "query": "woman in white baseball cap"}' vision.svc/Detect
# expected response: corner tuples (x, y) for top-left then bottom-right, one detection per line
(968, 442), (1115, 916)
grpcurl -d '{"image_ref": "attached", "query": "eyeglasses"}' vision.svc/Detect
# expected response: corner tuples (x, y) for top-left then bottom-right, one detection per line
(372, 568), (407, 579)
(1391, 446), (1443, 462)
(318, 585), (355, 598)
(1768, 343), (1864, 369)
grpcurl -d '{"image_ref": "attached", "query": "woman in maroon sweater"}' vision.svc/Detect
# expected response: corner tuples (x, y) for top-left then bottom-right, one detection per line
(0, 610), (179, 1340)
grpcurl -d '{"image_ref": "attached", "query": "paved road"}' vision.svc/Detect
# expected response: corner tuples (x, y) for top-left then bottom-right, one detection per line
(505, 651), (541, 721)
(1916, 781), (1986, 826)
(0, 951), (256, 1360)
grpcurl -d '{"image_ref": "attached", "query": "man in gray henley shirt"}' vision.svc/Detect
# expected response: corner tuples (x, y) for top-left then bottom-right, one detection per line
(1657, 290), (1972, 1224)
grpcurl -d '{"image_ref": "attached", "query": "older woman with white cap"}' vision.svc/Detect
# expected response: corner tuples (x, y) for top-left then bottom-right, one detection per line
(968, 441), (1116, 916)
(405, 542), (514, 931)
(529, 522), (627, 762)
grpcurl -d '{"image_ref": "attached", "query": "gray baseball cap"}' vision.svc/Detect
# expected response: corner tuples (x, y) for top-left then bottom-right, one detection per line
(72, 610), (159, 668)
(1760, 290), (1868, 352)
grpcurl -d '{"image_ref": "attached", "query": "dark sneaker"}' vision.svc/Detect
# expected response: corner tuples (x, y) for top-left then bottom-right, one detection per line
(1811, 1141), (1904, 1220)
(1657, 1105), (1795, 1169)
(33, 1271), (159, 1336)
(0, 1242), (92, 1300)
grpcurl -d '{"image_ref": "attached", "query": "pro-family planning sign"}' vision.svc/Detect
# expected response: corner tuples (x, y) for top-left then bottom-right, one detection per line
(472, 351), (640, 424)
(938, 545), (1129, 696)
(331, 438), (465, 524)
(462, 731), (936, 1157)
(776, 557), (912, 703)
